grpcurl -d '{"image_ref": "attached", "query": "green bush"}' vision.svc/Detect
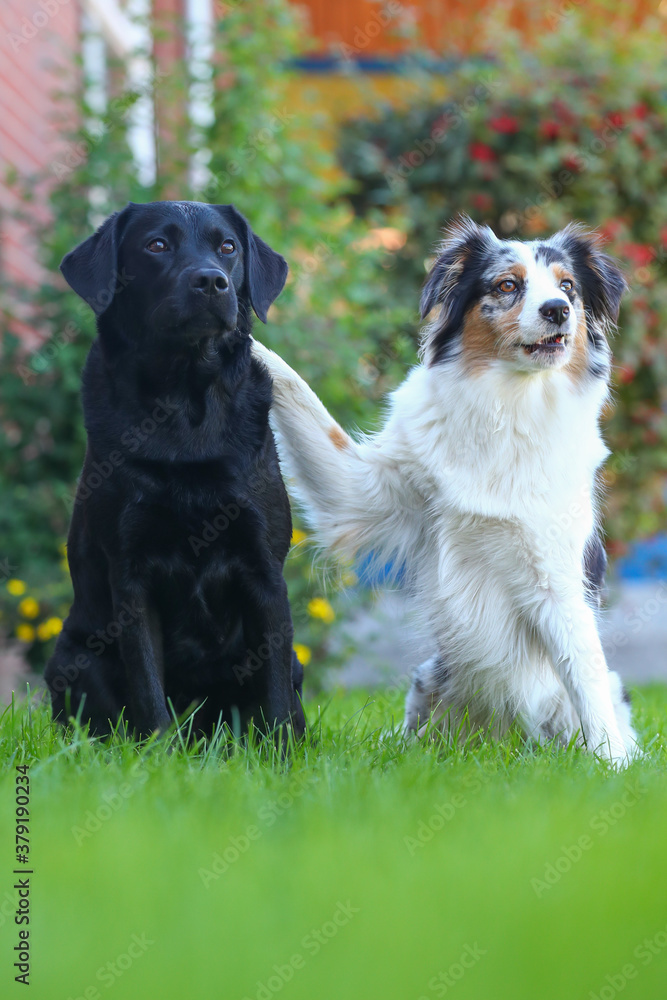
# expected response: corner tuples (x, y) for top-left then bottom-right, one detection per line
(337, 10), (667, 552)
(3, 1), (665, 672)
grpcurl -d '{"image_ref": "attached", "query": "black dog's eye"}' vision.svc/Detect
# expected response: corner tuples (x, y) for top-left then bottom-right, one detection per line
(146, 238), (169, 253)
(497, 279), (517, 293)
(560, 278), (574, 292)
(220, 239), (236, 255)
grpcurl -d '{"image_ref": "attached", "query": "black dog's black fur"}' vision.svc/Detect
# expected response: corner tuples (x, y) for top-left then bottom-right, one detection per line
(45, 201), (305, 740)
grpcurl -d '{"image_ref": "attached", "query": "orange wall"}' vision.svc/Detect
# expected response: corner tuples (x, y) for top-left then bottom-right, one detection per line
(296, 0), (661, 56)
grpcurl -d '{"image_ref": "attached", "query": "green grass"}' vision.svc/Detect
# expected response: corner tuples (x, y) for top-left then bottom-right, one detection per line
(2, 684), (667, 1000)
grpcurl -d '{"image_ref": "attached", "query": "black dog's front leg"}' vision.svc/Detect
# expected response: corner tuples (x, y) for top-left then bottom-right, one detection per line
(110, 571), (170, 737)
(243, 580), (304, 740)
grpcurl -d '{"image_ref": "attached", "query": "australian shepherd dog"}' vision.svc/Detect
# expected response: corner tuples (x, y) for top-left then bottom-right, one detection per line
(253, 217), (639, 765)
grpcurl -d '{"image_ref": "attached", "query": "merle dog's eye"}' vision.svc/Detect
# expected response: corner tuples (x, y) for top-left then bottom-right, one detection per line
(497, 279), (517, 293)
(220, 239), (236, 255)
(560, 278), (574, 292)
(146, 238), (169, 253)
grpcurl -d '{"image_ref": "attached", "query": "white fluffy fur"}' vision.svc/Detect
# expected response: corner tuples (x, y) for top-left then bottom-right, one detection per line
(253, 239), (639, 765)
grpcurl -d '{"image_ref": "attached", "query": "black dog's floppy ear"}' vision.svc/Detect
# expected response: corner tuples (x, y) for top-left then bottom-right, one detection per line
(420, 215), (495, 365)
(558, 223), (627, 327)
(60, 211), (123, 315)
(217, 205), (288, 323)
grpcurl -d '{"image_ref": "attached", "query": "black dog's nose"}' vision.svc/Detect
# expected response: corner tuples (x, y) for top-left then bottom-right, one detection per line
(191, 269), (229, 295)
(539, 299), (570, 326)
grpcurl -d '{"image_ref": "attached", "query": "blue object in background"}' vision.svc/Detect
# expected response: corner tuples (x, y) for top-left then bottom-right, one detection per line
(616, 534), (667, 580)
(357, 534), (667, 587)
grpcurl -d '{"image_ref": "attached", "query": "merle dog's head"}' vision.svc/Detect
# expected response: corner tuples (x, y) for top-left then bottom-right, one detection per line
(61, 201), (288, 354)
(420, 216), (626, 382)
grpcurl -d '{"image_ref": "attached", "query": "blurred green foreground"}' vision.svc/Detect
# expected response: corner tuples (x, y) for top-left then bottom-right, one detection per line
(1, 684), (666, 1000)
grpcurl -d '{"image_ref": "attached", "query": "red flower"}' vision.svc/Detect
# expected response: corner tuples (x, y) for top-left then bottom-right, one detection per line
(630, 126), (647, 147)
(622, 242), (654, 268)
(430, 114), (450, 139)
(551, 99), (576, 125)
(489, 115), (519, 134)
(607, 110), (624, 129)
(540, 120), (560, 141)
(470, 142), (496, 162)
(633, 103), (649, 120)
(471, 192), (494, 212)
(598, 218), (624, 241)
(616, 364), (635, 385)
(562, 154), (581, 173)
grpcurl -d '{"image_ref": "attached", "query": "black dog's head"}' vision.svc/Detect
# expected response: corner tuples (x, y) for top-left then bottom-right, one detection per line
(61, 201), (288, 352)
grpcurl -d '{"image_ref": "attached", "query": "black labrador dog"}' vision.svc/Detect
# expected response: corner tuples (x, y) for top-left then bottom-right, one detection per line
(45, 200), (305, 740)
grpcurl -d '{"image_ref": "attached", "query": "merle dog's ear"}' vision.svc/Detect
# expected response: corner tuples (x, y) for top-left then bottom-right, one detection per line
(420, 216), (493, 319)
(559, 224), (627, 326)
(420, 216), (495, 365)
(60, 211), (124, 315)
(217, 205), (288, 323)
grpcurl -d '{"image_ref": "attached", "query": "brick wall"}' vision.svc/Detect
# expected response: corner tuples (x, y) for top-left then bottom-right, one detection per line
(0, 0), (80, 343)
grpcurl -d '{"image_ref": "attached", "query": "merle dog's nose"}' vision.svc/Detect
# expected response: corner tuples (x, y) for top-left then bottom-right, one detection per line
(191, 269), (229, 294)
(539, 299), (570, 326)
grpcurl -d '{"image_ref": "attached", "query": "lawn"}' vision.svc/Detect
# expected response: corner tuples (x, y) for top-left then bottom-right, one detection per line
(1, 683), (667, 1000)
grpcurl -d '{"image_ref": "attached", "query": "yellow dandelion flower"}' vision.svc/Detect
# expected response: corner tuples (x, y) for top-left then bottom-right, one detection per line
(18, 597), (40, 619)
(6, 579), (27, 596)
(293, 643), (312, 666)
(46, 616), (63, 635)
(16, 624), (36, 643)
(307, 597), (335, 624)
(291, 528), (308, 546)
(37, 617), (63, 641)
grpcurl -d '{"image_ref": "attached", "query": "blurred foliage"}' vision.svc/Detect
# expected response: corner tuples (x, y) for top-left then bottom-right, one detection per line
(337, 4), (667, 553)
(1, 0), (665, 671)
